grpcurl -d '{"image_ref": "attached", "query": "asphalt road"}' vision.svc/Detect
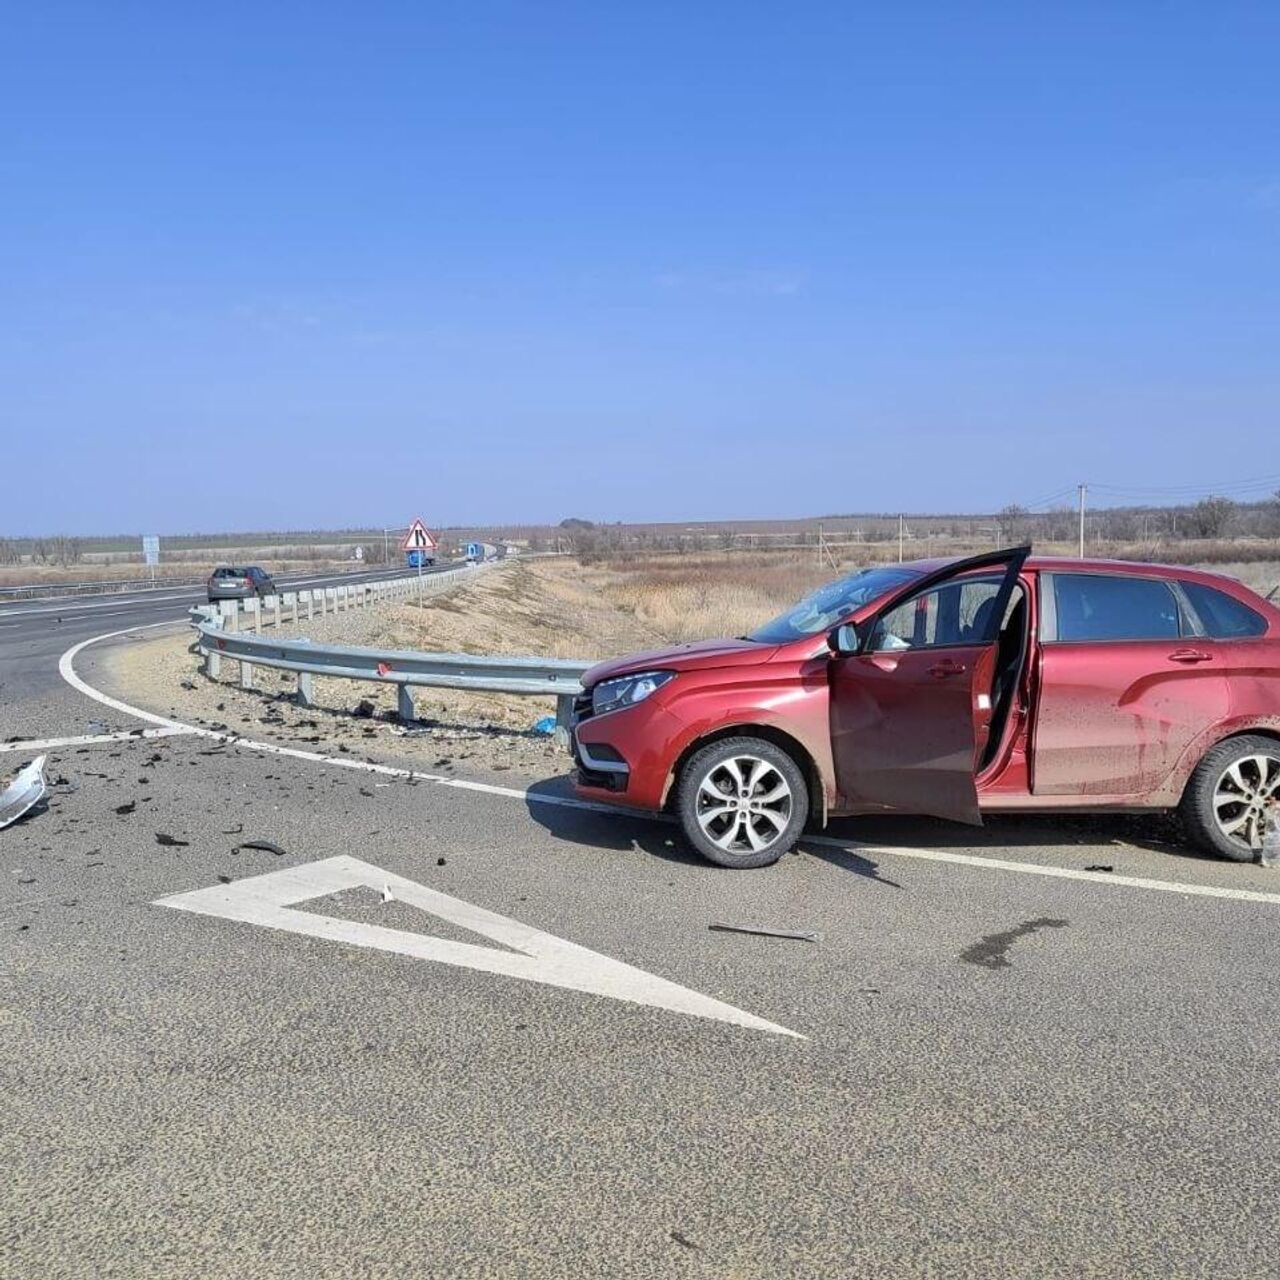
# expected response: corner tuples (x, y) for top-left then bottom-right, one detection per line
(0, 566), (438, 742)
(2, 591), (1279, 1278)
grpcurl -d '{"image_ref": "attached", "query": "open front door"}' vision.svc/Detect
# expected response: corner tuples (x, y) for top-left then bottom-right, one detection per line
(829, 547), (1029, 825)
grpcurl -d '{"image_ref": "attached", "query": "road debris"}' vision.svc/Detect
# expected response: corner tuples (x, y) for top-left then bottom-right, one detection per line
(155, 833), (190, 847)
(381, 884), (394, 902)
(353, 699), (376, 718)
(115, 801), (136, 815)
(532, 715), (556, 736)
(233, 839), (286, 856)
(0, 755), (47, 829)
(709, 922), (822, 943)
(1085, 864), (1114, 873)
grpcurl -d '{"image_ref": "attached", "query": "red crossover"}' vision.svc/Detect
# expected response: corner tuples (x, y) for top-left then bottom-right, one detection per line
(571, 548), (1280, 867)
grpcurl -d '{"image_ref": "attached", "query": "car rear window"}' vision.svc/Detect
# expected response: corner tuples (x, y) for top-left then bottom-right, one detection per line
(1179, 581), (1268, 639)
(213, 567), (246, 578)
(1052, 573), (1182, 642)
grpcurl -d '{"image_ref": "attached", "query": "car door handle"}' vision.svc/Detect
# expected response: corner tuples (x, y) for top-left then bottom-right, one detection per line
(1169, 649), (1213, 664)
(927, 660), (967, 678)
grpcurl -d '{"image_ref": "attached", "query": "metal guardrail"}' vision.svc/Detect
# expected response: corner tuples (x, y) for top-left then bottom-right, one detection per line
(188, 559), (591, 744)
(0, 563), (408, 603)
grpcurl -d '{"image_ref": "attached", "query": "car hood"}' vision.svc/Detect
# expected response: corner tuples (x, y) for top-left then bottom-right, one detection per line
(582, 637), (778, 687)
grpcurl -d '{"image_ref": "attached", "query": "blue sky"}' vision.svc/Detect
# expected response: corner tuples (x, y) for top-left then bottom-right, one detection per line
(3, 2), (1279, 534)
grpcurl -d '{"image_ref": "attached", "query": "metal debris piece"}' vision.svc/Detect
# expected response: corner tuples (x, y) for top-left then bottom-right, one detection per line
(708, 922), (822, 943)
(0, 755), (47, 829)
(155, 833), (190, 847)
(233, 839), (286, 856)
(1085, 864), (1114, 873)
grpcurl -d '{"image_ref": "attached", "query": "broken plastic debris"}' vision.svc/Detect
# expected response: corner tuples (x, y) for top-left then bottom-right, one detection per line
(709, 922), (823, 943)
(381, 884), (394, 903)
(532, 715), (556, 736)
(233, 840), (287, 856)
(0, 756), (47, 829)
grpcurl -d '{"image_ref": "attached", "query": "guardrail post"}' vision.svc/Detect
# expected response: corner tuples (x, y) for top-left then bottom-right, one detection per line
(272, 595), (282, 629)
(554, 693), (574, 750)
(297, 671), (314, 706)
(240, 659), (254, 689)
(220, 600), (238, 633)
(307, 590), (314, 621)
(397, 685), (415, 722)
(205, 645), (221, 679)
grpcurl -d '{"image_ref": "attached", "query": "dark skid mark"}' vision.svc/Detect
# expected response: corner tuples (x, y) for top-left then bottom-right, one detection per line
(959, 918), (1068, 972)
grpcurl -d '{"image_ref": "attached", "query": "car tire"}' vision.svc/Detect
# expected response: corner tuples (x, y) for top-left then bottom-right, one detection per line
(1179, 734), (1280, 863)
(676, 736), (809, 869)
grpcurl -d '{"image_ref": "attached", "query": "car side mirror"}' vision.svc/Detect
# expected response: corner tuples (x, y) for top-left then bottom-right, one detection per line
(828, 622), (861, 655)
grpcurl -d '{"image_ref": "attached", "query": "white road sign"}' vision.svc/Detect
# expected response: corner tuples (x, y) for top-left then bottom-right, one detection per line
(155, 855), (799, 1037)
(400, 519), (437, 552)
(142, 536), (160, 566)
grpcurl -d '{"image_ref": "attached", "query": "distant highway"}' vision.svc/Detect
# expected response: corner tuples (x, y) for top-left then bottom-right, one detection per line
(0, 563), (447, 735)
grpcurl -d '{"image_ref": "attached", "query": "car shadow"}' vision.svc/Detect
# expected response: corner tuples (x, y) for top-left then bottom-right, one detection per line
(524, 774), (1213, 870)
(524, 777), (902, 885)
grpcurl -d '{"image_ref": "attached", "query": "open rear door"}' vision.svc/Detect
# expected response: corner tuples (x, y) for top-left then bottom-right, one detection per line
(829, 546), (1029, 825)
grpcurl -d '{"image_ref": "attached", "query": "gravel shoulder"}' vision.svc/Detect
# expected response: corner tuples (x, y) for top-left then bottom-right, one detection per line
(99, 560), (657, 786)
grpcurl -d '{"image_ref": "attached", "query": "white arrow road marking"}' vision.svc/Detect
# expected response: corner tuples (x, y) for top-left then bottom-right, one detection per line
(154, 855), (802, 1038)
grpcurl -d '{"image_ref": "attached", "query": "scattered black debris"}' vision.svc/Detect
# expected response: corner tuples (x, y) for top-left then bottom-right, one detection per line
(436, 856), (447, 866)
(960, 918), (1069, 971)
(222, 823), (244, 835)
(217, 874), (233, 884)
(353, 699), (376, 718)
(17, 876), (36, 885)
(359, 787), (374, 797)
(155, 833), (190, 847)
(216, 703), (226, 711)
(234, 839), (286, 856)
(670, 1232), (700, 1252)
(114, 801), (136, 816)
(709, 922), (822, 943)
(1085, 864), (1114, 873)
(180, 680), (197, 691)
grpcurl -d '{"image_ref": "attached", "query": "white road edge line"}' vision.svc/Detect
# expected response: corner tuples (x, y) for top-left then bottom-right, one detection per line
(57, 623), (1280, 907)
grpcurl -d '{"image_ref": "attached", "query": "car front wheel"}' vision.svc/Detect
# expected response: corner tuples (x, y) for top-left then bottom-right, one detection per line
(676, 736), (809, 868)
(1180, 734), (1280, 862)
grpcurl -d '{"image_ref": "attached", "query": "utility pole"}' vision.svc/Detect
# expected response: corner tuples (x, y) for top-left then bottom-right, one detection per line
(1077, 483), (1087, 559)
(898, 514), (905, 563)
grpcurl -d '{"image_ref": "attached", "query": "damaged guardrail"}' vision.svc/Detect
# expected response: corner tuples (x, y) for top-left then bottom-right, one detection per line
(188, 560), (592, 744)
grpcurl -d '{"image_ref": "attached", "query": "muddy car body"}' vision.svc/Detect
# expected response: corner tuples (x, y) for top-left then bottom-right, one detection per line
(572, 548), (1280, 867)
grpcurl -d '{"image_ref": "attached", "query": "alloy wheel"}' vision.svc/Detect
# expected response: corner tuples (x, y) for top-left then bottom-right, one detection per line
(695, 754), (793, 855)
(1212, 753), (1280, 853)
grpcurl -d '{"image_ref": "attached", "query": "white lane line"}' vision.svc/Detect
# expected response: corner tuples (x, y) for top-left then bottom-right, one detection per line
(805, 836), (1280, 905)
(156, 855), (800, 1038)
(0, 727), (191, 754)
(58, 624), (1280, 907)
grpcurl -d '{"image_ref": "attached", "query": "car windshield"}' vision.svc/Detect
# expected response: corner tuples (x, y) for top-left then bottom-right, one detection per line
(747, 565), (921, 644)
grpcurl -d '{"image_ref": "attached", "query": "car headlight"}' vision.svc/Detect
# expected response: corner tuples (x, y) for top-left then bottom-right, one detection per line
(591, 670), (675, 717)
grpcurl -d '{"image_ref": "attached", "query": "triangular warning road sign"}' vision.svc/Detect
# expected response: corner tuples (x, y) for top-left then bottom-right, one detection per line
(154, 856), (800, 1037)
(400, 519), (437, 552)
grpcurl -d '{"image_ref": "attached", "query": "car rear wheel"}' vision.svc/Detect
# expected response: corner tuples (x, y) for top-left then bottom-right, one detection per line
(676, 736), (809, 869)
(1180, 735), (1280, 862)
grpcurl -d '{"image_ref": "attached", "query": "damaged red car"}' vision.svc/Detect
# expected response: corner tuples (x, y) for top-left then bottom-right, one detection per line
(572, 547), (1280, 867)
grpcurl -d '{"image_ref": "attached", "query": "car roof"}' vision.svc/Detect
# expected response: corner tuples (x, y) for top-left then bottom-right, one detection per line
(896, 553), (1267, 597)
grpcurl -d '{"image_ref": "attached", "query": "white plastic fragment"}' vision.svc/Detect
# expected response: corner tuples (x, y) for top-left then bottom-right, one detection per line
(0, 755), (48, 830)
(381, 884), (394, 903)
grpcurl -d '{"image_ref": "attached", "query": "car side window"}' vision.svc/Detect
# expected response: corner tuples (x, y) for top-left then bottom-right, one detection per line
(1179, 581), (1268, 639)
(869, 577), (1005, 651)
(1052, 573), (1182, 642)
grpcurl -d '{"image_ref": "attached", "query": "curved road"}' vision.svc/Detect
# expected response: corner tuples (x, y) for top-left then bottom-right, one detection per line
(3, 566), (1279, 1277)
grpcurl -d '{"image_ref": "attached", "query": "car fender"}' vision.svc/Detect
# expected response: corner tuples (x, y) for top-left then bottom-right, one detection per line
(656, 664), (836, 815)
(1156, 714), (1280, 805)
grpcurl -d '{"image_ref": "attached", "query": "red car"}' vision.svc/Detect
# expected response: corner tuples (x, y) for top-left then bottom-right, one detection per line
(572, 548), (1280, 868)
